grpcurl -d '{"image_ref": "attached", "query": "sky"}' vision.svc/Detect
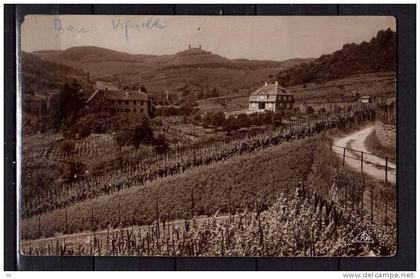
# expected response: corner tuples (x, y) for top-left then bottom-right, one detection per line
(20, 15), (396, 61)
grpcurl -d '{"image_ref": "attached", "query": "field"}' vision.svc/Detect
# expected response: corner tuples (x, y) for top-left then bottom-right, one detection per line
(20, 107), (396, 257)
(196, 72), (396, 114)
(22, 187), (396, 256)
(21, 137), (317, 239)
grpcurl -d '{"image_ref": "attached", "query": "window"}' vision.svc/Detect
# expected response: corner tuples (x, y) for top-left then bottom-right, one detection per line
(141, 108), (144, 113)
(118, 101), (122, 105)
(125, 101), (129, 105)
(258, 103), (265, 110)
(133, 101), (137, 105)
(141, 101), (144, 105)
(125, 109), (130, 113)
(133, 108), (136, 113)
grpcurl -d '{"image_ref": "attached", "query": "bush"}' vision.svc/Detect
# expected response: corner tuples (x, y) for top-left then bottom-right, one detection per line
(306, 106), (315, 114)
(153, 134), (170, 154)
(61, 161), (87, 182)
(133, 121), (154, 147)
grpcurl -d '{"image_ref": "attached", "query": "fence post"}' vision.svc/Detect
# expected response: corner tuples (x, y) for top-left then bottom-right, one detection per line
(38, 214), (41, 238)
(191, 187), (195, 219)
(370, 184), (374, 224)
(384, 195), (388, 226)
(228, 185), (232, 224)
(65, 207), (68, 234)
(156, 196), (160, 233)
(342, 147), (346, 166)
(90, 203), (95, 232)
(118, 200), (121, 227)
(272, 176), (276, 204)
(361, 151), (364, 210)
(384, 157), (389, 226)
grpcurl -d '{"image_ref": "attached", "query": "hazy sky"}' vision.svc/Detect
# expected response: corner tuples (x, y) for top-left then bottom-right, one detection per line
(21, 15), (395, 61)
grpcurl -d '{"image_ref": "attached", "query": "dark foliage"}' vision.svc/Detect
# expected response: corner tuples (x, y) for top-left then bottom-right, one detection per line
(56, 80), (84, 129)
(277, 29), (396, 86)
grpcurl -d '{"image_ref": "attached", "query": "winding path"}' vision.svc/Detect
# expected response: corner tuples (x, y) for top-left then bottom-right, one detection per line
(332, 126), (396, 184)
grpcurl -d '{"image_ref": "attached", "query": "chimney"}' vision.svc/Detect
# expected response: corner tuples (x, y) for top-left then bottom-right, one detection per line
(199, 44), (201, 52)
(265, 81), (268, 86)
(188, 44), (191, 50)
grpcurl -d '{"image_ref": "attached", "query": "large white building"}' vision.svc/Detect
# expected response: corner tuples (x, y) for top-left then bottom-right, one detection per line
(248, 81), (295, 113)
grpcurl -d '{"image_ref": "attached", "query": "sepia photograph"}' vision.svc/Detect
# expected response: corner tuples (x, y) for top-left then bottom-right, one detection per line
(18, 15), (396, 257)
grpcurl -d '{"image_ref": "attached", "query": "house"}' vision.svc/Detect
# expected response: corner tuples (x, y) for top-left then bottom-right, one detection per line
(248, 81), (294, 113)
(86, 89), (154, 117)
(358, 95), (372, 103)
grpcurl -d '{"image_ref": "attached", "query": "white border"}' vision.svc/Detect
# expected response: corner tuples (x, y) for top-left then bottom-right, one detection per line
(0, 0), (418, 277)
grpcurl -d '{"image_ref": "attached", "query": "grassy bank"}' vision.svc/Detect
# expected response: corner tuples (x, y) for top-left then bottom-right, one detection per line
(365, 129), (396, 163)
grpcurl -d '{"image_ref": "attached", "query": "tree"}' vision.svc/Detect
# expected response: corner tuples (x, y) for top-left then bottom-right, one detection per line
(213, 112), (226, 127)
(140, 84), (148, 93)
(61, 161), (86, 182)
(154, 134), (169, 154)
(113, 130), (134, 150)
(306, 106), (315, 114)
(211, 87), (218, 97)
(237, 113), (250, 127)
(133, 120), (154, 147)
(203, 112), (215, 128)
(59, 140), (75, 157)
(56, 79), (84, 128)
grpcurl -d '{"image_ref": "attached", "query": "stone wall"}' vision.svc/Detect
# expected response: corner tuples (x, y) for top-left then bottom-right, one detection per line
(374, 120), (396, 150)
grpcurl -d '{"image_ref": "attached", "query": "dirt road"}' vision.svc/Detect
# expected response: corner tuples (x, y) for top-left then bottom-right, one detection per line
(332, 126), (396, 184)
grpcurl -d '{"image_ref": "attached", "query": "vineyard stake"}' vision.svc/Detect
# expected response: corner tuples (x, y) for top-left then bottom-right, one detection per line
(38, 214), (41, 238)
(228, 185), (232, 224)
(65, 207), (68, 234)
(156, 195), (160, 249)
(370, 184), (374, 224)
(91, 204), (94, 232)
(191, 187), (195, 219)
(361, 151), (364, 210)
(342, 147), (346, 166)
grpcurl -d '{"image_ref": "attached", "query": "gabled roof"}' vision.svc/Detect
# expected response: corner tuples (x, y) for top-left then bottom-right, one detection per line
(86, 89), (100, 104)
(250, 83), (292, 96)
(104, 90), (149, 101)
(86, 89), (149, 104)
(249, 83), (293, 102)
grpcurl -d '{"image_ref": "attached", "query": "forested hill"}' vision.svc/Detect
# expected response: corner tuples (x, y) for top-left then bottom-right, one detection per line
(20, 51), (86, 94)
(276, 29), (396, 87)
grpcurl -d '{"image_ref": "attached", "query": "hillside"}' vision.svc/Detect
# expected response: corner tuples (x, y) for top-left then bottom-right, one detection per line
(20, 51), (85, 93)
(276, 29), (396, 87)
(32, 46), (310, 98)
